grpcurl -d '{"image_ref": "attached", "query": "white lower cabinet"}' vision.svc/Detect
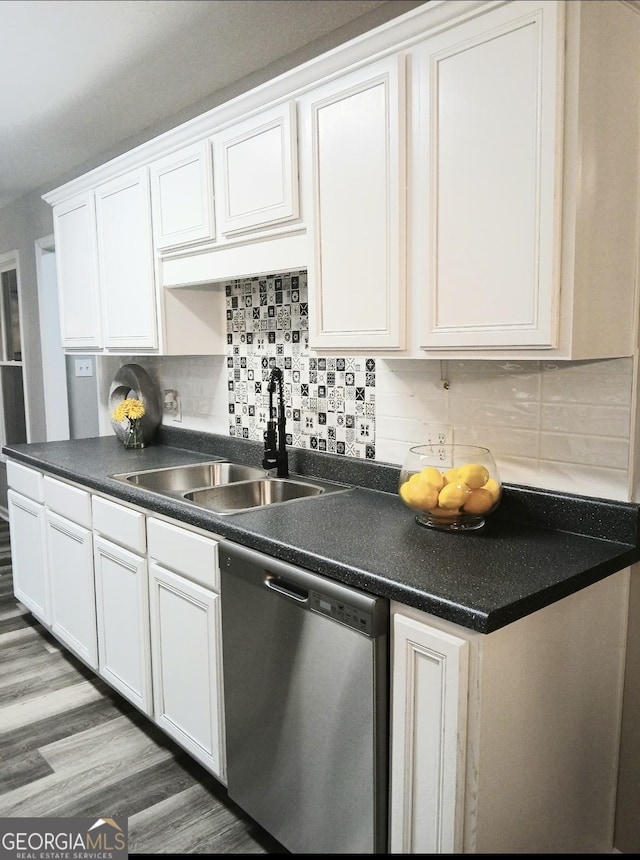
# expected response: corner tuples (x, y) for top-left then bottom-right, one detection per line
(94, 535), (152, 715)
(147, 517), (225, 781)
(389, 610), (469, 853)
(7, 489), (50, 626)
(92, 495), (152, 713)
(6, 464), (226, 781)
(43, 476), (97, 669)
(390, 569), (629, 853)
(45, 509), (97, 669)
(149, 562), (224, 779)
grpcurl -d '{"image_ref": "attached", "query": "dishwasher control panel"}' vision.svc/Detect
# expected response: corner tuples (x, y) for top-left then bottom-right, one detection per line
(310, 589), (372, 635)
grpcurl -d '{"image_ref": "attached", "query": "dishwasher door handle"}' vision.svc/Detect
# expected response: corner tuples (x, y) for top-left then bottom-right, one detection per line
(265, 574), (309, 602)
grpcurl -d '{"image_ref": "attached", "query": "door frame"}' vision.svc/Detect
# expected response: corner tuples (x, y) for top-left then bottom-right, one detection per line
(35, 235), (70, 441)
(0, 249), (29, 451)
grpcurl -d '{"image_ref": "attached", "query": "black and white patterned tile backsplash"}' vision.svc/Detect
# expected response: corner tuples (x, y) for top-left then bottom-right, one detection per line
(226, 270), (376, 458)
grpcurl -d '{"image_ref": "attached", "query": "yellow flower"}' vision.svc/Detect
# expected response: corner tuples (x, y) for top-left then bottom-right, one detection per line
(112, 397), (145, 423)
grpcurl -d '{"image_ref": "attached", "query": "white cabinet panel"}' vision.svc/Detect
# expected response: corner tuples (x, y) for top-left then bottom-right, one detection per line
(389, 611), (468, 854)
(95, 168), (158, 350)
(150, 140), (215, 249)
(52, 192), (101, 349)
(94, 535), (151, 714)
(149, 562), (225, 779)
(8, 489), (50, 626)
(417, 1), (559, 350)
(212, 102), (298, 236)
(412, 0), (640, 359)
(302, 56), (406, 351)
(45, 509), (97, 669)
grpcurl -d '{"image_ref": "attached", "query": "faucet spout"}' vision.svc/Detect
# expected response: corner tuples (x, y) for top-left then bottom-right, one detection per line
(262, 366), (289, 478)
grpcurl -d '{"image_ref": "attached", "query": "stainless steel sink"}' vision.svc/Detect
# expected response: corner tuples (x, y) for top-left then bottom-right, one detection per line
(183, 478), (329, 513)
(112, 461), (350, 513)
(112, 461), (266, 493)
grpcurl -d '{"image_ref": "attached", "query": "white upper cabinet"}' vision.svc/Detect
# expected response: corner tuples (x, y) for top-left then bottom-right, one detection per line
(301, 56), (406, 352)
(44, 1), (640, 360)
(413, 0), (640, 359)
(417, 1), (559, 350)
(52, 192), (102, 350)
(212, 101), (299, 237)
(95, 167), (158, 350)
(150, 140), (215, 250)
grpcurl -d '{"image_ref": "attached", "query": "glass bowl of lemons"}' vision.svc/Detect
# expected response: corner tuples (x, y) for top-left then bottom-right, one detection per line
(399, 444), (502, 531)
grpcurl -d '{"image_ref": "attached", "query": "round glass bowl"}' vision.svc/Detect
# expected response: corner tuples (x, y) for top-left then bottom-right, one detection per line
(399, 444), (502, 532)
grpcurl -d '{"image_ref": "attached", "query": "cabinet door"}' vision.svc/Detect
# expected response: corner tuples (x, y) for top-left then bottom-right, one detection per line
(150, 140), (215, 250)
(302, 56), (406, 351)
(390, 612), (469, 854)
(45, 509), (97, 669)
(212, 101), (298, 237)
(417, 0), (560, 350)
(7, 490), (50, 626)
(149, 562), (225, 780)
(94, 536), (151, 714)
(95, 167), (158, 350)
(52, 192), (102, 349)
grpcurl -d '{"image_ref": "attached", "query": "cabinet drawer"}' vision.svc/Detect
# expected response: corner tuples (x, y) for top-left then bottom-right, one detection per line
(147, 517), (219, 591)
(44, 476), (92, 527)
(7, 461), (44, 502)
(92, 495), (146, 554)
(44, 475), (91, 529)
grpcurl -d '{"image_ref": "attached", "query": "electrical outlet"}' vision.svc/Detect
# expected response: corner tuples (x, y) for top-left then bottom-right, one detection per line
(74, 358), (93, 377)
(423, 423), (453, 448)
(163, 389), (182, 422)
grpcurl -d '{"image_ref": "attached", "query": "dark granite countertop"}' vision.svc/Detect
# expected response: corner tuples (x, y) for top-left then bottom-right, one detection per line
(4, 428), (640, 634)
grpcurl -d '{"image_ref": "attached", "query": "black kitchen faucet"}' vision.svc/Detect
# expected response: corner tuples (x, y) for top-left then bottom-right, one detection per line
(262, 366), (289, 478)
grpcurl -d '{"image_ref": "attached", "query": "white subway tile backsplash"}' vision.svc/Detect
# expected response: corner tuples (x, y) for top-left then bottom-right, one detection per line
(448, 368), (542, 403)
(488, 454), (541, 487)
(454, 425), (541, 458)
(541, 358), (634, 405)
(540, 403), (631, 437)
(537, 460), (629, 500)
(375, 392), (445, 422)
(449, 398), (540, 430)
(539, 432), (630, 471)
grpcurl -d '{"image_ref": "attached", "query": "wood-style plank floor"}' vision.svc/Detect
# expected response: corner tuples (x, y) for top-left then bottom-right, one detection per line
(0, 518), (287, 854)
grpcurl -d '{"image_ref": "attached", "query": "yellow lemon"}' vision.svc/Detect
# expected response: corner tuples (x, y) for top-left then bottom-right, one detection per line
(442, 466), (459, 485)
(463, 487), (495, 514)
(438, 481), (471, 510)
(420, 466), (444, 491)
(483, 478), (502, 503)
(400, 475), (439, 511)
(457, 462), (490, 490)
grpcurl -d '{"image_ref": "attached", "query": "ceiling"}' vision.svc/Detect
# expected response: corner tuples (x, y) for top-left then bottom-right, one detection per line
(0, 0), (424, 210)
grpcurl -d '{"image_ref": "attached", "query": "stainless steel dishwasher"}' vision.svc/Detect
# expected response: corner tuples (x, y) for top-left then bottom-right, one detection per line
(218, 541), (389, 855)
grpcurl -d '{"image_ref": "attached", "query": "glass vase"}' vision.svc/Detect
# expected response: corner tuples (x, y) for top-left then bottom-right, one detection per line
(123, 418), (144, 450)
(399, 444), (502, 531)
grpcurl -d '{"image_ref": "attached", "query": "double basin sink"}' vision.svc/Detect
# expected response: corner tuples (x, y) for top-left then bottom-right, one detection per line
(112, 460), (350, 514)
